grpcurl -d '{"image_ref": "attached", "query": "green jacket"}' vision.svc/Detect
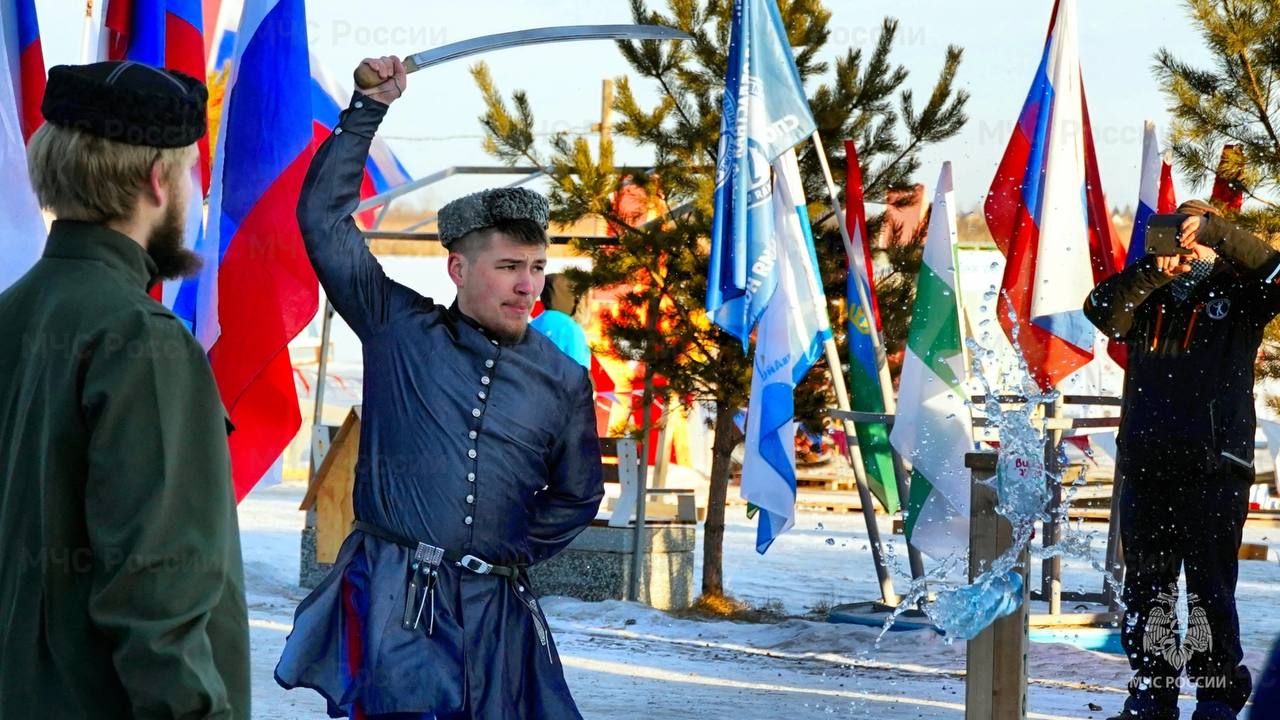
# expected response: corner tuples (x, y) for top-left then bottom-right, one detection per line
(0, 221), (250, 718)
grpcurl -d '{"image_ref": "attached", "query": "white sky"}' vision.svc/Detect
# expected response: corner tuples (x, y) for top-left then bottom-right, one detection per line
(38, 0), (1218, 211)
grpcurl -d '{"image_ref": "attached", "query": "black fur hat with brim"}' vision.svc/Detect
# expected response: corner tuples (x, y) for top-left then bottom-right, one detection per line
(42, 61), (207, 148)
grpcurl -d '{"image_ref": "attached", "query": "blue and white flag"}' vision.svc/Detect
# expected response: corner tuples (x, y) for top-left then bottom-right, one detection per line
(706, 0), (815, 344)
(741, 149), (831, 553)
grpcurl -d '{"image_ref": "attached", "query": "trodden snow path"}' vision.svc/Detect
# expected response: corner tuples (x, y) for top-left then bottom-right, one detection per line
(241, 483), (1280, 719)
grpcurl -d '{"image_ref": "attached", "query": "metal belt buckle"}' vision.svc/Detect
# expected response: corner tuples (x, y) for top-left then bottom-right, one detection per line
(459, 554), (493, 574)
(414, 542), (444, 568)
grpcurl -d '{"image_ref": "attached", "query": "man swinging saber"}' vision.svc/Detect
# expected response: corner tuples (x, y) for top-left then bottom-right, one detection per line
(275, 24), (689, 720)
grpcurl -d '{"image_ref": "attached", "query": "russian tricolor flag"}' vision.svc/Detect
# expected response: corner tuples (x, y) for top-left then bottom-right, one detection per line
(2, 0), (42, 143)
(95, 0), (217, 329)
(206, 0), (316, 500)
(0, 0), (45, 293)
(100, 0), (210, 188)
(208, 22), (411, 225)
(1124, 121), (1178, 266)
(205, 0), (239, 73)
(1108, 120), (1177, 368)
(985, 0), (1123, 391)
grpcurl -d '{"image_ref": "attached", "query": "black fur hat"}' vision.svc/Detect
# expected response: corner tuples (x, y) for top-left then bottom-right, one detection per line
(42, 61), (207, 148)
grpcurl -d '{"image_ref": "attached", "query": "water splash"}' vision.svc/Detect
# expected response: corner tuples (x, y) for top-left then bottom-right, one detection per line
(877, 288), (1122, 642)
(924, 302), (1051, 641)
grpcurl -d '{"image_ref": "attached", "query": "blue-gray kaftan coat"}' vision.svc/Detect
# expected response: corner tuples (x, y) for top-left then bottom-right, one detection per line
(275, 93), (604, 720)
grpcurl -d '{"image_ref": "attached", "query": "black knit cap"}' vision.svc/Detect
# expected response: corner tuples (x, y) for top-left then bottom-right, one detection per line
(42, 61), (207, 148)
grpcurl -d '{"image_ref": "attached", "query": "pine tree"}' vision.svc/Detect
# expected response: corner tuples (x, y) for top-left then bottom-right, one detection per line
(473, 0), (967, 602)
(1155, 0), (1280, 394)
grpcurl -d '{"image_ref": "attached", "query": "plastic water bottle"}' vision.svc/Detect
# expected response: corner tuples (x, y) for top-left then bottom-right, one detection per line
(929, 570), (1024, 641)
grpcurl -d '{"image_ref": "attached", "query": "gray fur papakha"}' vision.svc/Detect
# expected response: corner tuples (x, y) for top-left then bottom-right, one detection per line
(437, 187), (549, 247)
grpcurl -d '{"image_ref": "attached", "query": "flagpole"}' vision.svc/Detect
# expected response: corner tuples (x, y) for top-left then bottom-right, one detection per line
(809, 131), (927, 585)
(777, 140), (893, 607)
(80, 0), (100, 64)
(822, 336), (900, 605)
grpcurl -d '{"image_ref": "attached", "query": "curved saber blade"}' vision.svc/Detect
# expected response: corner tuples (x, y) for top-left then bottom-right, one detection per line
(404, 24), (692, 72)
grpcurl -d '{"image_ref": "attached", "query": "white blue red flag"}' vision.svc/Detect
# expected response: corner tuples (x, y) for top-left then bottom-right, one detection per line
(96, 0), (217, 337)
(1125, 121), (1178, 264)
(1105, 121), (1176, 368)
(206, 0), (316, 500)
(0, 0), (44, 293)
(2, 0), (41, 142)
(208, 19), (412, 226)
(985, 0), (1123, 391)
(206, 0), (238, 73)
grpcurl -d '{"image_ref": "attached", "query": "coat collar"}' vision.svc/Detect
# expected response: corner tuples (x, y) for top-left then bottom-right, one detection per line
(41, 220), (160, 290)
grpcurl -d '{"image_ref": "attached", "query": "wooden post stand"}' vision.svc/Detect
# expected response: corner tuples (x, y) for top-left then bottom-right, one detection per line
(965, 452), (1030, 720)
(1040, 399), (1064, 615)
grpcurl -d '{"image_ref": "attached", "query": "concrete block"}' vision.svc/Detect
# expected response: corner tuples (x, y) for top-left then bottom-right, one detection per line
(299, 525), (333, 589)
(530, 523), (696, 610)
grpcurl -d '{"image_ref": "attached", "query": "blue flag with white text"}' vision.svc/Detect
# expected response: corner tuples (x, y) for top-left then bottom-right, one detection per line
(706, 0), (815, 344)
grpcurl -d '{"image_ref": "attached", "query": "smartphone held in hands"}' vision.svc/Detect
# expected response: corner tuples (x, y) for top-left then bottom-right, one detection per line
(1145, 213), (1193, 256)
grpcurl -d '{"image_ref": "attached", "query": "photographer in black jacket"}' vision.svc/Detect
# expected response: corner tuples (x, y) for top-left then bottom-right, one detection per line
(1085, 200), (1278, 720)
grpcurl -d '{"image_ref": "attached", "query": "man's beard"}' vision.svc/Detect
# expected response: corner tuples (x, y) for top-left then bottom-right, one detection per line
(147, 197), (202, 281)
(492, 323), (527, 344)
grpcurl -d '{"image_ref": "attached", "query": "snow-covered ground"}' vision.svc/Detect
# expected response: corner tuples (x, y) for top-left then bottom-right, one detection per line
(241, 482), (1280, 719)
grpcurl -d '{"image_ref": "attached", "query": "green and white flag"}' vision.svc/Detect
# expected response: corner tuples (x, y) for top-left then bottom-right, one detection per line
(890, 162), (973, 560)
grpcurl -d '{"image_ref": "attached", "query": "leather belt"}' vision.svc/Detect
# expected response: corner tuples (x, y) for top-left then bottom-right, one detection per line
(352, 521), (551, 659)
(353, 520), (524, 579)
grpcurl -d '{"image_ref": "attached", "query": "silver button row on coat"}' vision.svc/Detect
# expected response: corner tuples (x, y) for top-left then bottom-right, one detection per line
(467, 359), (493, 521)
